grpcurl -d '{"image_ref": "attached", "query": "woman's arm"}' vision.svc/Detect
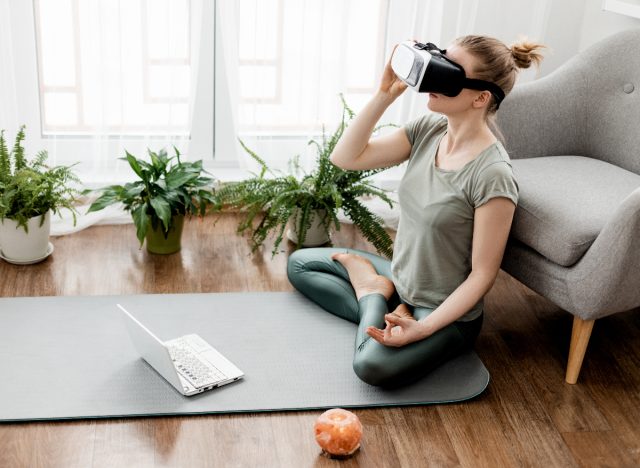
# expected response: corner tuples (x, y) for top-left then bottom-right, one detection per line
(330, 47), (412, 171)
(367, 197), (516, 346)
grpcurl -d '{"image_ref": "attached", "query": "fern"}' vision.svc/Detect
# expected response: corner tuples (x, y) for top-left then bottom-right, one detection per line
(215, 95), (398, 258)
(0, 127), (81, 231)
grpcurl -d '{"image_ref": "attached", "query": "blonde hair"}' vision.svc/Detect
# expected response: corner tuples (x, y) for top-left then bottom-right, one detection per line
(453, 35), (546, 115)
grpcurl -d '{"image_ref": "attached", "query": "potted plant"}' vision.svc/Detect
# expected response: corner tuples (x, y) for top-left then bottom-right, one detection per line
(215, 96), (396, 258)
(0, 126), (80, 264)
(87, 147), (216, 254)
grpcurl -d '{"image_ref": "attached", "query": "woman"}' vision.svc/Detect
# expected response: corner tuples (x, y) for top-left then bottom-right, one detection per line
(287, 35), (545, 388)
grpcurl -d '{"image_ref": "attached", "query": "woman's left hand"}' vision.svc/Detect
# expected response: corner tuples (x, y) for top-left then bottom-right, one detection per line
(366, 313), (427, 347)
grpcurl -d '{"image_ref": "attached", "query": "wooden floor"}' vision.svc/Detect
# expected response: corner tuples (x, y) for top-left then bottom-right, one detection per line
(1, 213), (639, 468)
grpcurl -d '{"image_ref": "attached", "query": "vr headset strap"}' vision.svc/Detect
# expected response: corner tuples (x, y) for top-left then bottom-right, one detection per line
(463, 78), (506, 108)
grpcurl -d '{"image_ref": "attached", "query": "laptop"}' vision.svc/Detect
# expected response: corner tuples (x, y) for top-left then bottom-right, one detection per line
(117, 304), (244, 396)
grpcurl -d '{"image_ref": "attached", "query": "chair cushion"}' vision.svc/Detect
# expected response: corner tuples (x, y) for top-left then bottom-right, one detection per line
(510, 156), (640, 267)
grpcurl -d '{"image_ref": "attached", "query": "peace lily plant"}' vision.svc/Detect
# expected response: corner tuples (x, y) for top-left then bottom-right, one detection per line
(88, 147), (216, 254)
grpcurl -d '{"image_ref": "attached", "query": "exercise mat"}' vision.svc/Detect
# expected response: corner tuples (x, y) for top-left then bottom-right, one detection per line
(0, 292), (489, 422)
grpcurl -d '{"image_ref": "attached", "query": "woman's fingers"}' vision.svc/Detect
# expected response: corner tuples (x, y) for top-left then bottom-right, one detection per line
(366, 326), (385, 340)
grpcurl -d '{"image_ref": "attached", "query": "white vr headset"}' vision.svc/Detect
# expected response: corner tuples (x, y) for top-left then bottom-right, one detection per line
(391, 41), (505, 108)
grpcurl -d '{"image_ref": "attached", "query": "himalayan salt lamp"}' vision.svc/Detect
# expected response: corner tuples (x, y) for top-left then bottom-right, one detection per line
(314, 408), (363, 458)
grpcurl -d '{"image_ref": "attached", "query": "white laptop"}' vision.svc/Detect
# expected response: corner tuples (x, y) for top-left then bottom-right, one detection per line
(118, 304), (244, 396)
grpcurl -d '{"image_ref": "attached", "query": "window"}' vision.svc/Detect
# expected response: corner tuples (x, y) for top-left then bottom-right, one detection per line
(34, 0), (194, 136)
(235, 0), (389, 134)
(5, 0), (213, 178)
(34, 0), (198, 135)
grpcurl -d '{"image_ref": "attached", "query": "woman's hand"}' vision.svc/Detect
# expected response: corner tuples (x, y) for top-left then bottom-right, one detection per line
(366, 313), (427, 347)
(378, 45), (408, 100)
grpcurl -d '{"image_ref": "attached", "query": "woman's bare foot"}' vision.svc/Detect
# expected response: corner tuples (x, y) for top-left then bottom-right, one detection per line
(389, 303), (415, 320)
(331, 252), (395, 300)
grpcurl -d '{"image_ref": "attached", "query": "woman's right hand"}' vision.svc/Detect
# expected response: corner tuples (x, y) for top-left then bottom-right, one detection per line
(377, 44), (408, 101)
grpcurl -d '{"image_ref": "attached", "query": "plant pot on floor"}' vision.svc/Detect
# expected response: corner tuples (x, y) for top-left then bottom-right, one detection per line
(286, 208), (332, 247)
(145, 214), (185, 254)
(0, 211), (51, 262)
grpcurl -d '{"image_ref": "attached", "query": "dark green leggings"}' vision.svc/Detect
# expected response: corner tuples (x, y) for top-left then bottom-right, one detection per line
(286, 247), (482, 388)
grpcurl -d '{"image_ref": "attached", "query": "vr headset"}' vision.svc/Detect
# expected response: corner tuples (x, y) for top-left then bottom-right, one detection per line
(391, 41), (505, 108)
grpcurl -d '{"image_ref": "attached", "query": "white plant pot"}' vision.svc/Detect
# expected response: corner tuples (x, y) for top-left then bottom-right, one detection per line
(0, 212), (51, 262)
(286, 208), (332, 247)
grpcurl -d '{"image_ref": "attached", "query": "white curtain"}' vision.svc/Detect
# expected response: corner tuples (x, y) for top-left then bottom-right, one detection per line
(0, 0), (209, 235)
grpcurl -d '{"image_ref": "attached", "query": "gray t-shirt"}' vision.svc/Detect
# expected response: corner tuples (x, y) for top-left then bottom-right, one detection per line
(390, 112), (519, 321)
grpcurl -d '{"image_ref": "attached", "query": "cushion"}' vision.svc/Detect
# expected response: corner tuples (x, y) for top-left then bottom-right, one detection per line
(510, 156), (640, 267)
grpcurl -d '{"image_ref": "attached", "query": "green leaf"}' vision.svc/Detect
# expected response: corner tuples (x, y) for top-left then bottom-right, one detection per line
(131, 204), (149, 246)
(124, 183), (144, 200)
(149, 150), (162, 172)
(87, 191), (119, 212)
(149, 197), (171, 231)
(165, 170), (197, 189)
(124, 151), (144, 179)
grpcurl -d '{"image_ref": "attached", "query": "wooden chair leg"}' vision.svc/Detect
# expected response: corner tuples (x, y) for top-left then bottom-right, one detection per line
(565, 316), (595, 384)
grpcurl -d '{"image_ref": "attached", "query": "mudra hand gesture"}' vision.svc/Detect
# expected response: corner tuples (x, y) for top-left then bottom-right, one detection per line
(366, 307), (426, 347)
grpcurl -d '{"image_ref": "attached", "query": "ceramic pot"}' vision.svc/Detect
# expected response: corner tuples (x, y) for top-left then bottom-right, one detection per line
(286, 208), (332, 247)
(0, 212), (51, 262)
(145, 214), (185, 254)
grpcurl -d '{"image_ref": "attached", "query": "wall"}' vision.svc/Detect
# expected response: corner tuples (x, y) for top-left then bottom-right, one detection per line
(538, 0), (640, 79)
(579, 0), (640, 50)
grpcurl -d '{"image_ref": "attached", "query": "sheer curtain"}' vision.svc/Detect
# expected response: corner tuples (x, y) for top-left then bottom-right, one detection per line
(0, 0), (210, 235)
(217, 0), (553, 229)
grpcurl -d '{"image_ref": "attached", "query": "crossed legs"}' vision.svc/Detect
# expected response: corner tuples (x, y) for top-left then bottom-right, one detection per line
(287, 247), (479, 388)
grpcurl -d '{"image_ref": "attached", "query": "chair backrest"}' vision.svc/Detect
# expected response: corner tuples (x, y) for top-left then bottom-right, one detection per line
(496, 28), (640, 175)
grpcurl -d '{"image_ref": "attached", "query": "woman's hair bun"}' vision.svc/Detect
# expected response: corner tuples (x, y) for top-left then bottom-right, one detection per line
(510, 37), (546, 69)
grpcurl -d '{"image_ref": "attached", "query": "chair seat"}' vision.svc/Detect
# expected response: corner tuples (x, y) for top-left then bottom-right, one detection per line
(510, 156), (640, 267)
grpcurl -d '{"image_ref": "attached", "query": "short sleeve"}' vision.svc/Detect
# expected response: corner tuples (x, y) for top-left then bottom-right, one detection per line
(472, 161), (519, 208)
(403, 112), (446, 146)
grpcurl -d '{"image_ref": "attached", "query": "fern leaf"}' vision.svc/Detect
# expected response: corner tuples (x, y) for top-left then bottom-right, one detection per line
(342, 198), (394, 258)
(12, 125), (27, 172)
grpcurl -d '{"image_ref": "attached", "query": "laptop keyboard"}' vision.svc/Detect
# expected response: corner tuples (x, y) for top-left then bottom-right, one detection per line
(167, 344), (227, 388)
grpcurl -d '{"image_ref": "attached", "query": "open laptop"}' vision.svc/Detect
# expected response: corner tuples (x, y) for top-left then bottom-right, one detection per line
(117, 304), (244, 396)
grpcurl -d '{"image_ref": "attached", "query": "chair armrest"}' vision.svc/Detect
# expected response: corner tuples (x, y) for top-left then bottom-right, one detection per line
(496, 62), (588, 160)
(568, 187), (640, 317)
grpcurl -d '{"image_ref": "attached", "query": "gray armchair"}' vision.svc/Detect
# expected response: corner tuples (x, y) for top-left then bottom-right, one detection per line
(496, 28), (640, 384)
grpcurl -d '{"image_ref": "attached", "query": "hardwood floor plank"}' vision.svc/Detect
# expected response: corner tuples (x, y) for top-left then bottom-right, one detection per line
(92, 419), (155, 468)
(199, 413), (281, 468)
(562, 430), (636, 468)
(384, 406), (460, 467)
(475, 333), (577, 467)
(0, 422), (95, 468)
(438, 391), (521, 468)
(269, 412), (326, 467)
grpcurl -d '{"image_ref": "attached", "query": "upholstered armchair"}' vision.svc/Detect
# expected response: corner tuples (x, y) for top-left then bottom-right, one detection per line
(495, 28), (640, 384)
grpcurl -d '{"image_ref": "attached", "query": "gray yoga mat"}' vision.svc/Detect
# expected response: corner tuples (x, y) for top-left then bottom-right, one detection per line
(0, 292), (489, 422)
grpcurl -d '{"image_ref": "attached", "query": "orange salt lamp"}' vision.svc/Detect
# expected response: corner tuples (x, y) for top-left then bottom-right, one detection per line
(314, 408), (363, 458)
